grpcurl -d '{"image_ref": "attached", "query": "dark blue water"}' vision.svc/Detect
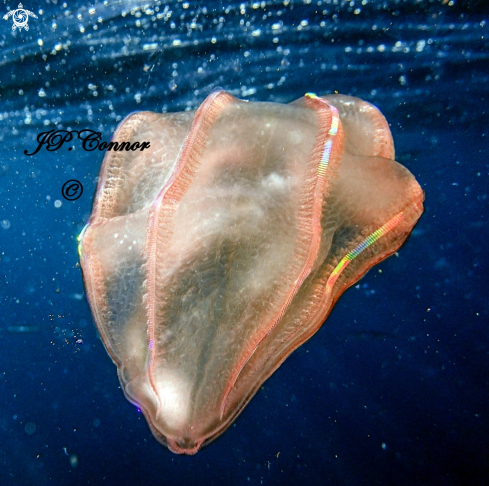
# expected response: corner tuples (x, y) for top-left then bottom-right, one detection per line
(0, 0), (488, 484)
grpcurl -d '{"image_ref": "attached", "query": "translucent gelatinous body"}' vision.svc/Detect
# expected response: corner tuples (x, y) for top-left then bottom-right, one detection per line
(78, 91), (424, 454)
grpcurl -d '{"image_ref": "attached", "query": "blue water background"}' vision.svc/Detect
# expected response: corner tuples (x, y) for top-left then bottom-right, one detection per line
(0, 0), (488, 484)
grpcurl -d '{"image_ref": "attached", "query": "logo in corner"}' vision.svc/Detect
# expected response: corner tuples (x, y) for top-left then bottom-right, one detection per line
(4, 3), (37, 31)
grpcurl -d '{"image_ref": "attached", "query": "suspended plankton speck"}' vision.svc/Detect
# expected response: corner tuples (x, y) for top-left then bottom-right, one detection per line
(24, 422), (37, 435)
(69, 454), (79, 468)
